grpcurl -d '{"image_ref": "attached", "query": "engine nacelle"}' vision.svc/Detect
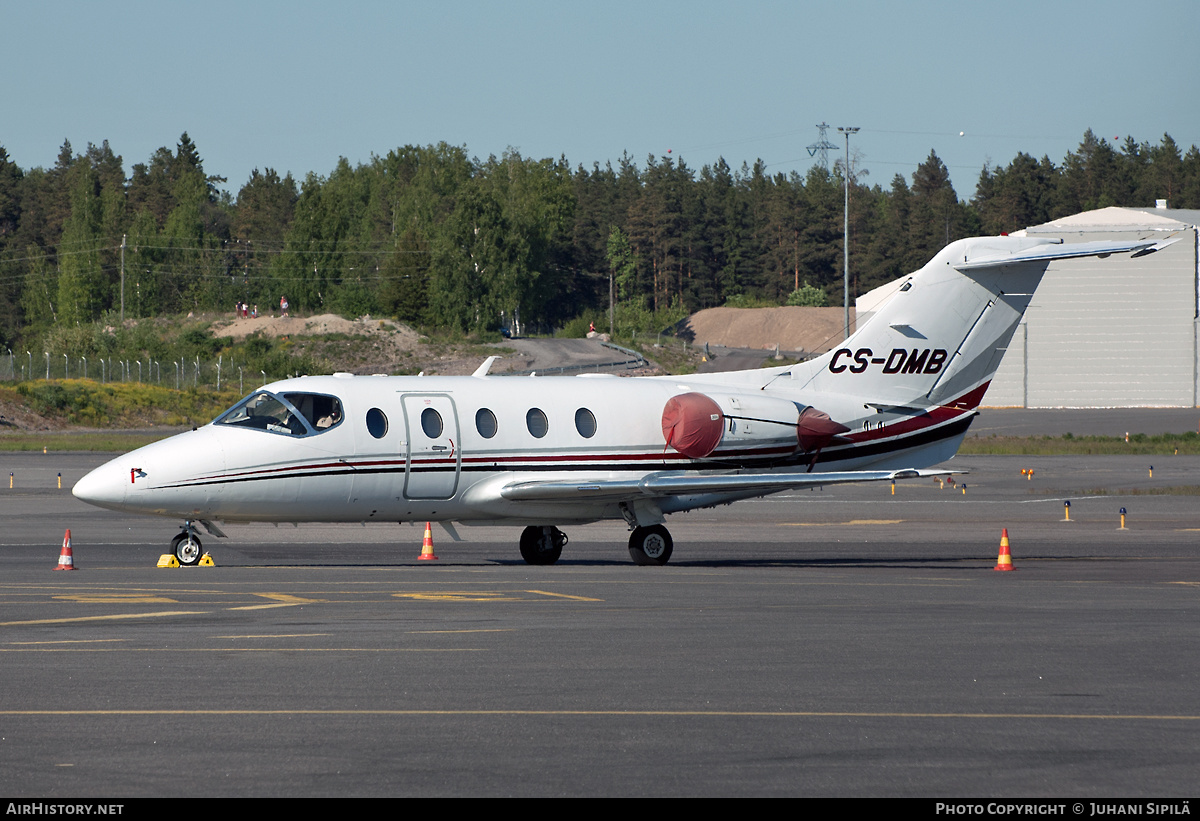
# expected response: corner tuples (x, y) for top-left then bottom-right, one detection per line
(662, 391), (847, 460)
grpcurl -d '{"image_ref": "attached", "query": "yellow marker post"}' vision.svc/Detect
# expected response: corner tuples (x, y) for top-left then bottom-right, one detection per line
(8, 472), (12, 489)
(57, 472), (61, 489)
(1149, 466), (1154, 478)
(1119, 507), (1128, 530)
(890, 480), (895, 496)
(1062, 500), (1072, 522)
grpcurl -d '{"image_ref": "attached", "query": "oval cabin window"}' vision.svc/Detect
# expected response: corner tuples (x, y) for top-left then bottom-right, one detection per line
(475, 408), (498, 438)
(366, 408), (388, 439)
(526, 408), (548, 438)
(574, 408), (597, 438)
(421, 407), (443, 438)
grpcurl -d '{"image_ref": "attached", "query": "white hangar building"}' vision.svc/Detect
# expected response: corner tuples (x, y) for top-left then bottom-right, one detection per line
(857, 205), (1200, 408)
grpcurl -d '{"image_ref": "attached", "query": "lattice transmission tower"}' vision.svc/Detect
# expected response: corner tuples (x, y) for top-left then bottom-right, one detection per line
(806, 122), (838, 170)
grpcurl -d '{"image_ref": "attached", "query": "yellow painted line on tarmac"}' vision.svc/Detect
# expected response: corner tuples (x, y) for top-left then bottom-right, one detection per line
(52, 594), (179, 604)
(393, 589), (604, 603)
(524, 590), (604, 602)
(396, 590), (523, 602)
(0, 709), (1195, 721)
(230, 593), (324, 611)
(214, 633), (331, 639)
(405, 633), (513, 638)
(394, 591), (526, 602)
(780, 519), (905, 527)
(0, 611), (206, 626)
(7, 639), (127, 645)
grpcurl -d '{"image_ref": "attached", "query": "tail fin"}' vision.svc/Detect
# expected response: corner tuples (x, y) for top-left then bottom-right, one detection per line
(788, 235), (1171, 408)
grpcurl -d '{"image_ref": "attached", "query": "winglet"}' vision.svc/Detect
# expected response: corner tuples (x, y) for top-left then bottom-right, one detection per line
(472, 356), (501, 378)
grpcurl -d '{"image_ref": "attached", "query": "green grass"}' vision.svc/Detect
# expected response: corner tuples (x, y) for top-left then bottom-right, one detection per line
(0, 431), (176, 452)
(1038, 485), (1200, 497)
(2, 381), (241, 430)
(960, 432), (1200, 456)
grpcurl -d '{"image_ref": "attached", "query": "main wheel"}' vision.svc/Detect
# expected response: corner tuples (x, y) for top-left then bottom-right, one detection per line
(171, 532), (203, 566)
(628, 525), (673, 566)
(519, 526), (565, 565)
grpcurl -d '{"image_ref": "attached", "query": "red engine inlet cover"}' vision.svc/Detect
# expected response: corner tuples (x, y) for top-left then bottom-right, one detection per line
(661, 393), (724, 458)
(796, 406), (850, 452)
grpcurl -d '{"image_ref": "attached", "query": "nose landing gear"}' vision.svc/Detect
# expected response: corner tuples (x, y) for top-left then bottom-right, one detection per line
(170, 522), (203, 566)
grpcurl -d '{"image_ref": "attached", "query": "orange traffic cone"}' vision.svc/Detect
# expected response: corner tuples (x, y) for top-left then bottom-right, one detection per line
(53, 529), (77, 571)
(993, 528), (1015, 571)
(418, 522), (438, 561)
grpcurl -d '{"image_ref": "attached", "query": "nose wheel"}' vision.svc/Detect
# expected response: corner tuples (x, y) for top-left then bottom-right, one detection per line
(170, 529), (203, 566)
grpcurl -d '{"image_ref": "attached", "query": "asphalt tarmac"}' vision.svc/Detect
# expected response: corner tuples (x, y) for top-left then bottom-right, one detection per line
(1, 450), (1198, 797)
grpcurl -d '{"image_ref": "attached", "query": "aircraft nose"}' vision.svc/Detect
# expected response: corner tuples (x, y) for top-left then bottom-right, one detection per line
(72, 461), (128, 509)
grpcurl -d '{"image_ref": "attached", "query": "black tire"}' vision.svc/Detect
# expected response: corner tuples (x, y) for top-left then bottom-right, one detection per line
(628, 525), (673, 566)
(171, 532), (203, 566)
(519, 526), (564, 565)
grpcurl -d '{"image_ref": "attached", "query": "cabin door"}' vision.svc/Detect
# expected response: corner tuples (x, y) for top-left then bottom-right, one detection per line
(400, 393), (461, 500)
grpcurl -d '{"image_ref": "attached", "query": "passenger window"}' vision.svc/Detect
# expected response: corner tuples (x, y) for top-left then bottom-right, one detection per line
(366, 408), (388, 439)
(575, 408), (597, 438)
(421, 407), (443, 438)
(476, 408), (498, 438)
(526, 408), (548, 438)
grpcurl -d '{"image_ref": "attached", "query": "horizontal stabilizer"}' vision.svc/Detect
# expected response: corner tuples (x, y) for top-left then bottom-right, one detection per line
(953, 237), (1177, 270)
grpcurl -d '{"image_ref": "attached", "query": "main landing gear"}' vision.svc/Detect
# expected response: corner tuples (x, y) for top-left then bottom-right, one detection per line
(170, 522), (203, 566)
(516, 524), (675, 566)
(628, 525), (673, 566)
(519, 526), (567, 565)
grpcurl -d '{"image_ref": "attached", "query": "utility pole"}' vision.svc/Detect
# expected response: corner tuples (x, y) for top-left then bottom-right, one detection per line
(838, 127), (859, 341)
(120, 234), (126, 322)
(609, 266), (614, 337)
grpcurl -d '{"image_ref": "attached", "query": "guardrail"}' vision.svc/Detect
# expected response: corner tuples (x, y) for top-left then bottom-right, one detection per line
(502, 341), (647, 376)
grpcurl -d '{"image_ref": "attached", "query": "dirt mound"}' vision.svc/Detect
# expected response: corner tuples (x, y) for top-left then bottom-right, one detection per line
(211, 313), (423, 347)
(682, 306), (854, 354)
(0, 394), (64, 432)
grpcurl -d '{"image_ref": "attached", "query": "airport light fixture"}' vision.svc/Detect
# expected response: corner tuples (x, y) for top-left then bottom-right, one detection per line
(838, 126), (859, 341)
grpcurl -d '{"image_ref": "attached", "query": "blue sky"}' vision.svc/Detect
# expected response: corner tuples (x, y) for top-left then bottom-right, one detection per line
(5, 0), (1198, 201)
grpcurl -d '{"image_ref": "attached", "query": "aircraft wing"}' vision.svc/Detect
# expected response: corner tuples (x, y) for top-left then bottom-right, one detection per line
(499, 468), (953, 502)
(954, 237), (1179, 270)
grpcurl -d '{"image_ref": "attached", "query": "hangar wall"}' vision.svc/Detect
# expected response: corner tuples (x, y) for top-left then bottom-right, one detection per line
(985, 208), (1199, 407)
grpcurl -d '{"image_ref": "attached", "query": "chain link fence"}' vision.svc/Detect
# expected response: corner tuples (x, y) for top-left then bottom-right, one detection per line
(1, 350), (273, 394)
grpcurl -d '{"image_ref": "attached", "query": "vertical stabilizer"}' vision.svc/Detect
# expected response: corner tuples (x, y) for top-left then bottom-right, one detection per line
(783, 236), (1166, 409)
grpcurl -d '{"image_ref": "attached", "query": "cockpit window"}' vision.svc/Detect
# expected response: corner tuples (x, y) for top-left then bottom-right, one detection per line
(284, 392), (344, 432)
(215, 391), (344, 437)
(215, 392), (311, 436)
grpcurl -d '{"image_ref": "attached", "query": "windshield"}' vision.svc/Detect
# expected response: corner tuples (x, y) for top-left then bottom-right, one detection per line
(215, 392), (309, 436)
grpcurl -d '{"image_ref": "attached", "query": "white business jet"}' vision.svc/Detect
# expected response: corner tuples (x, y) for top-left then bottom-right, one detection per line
(73, 234), (1172, 565)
